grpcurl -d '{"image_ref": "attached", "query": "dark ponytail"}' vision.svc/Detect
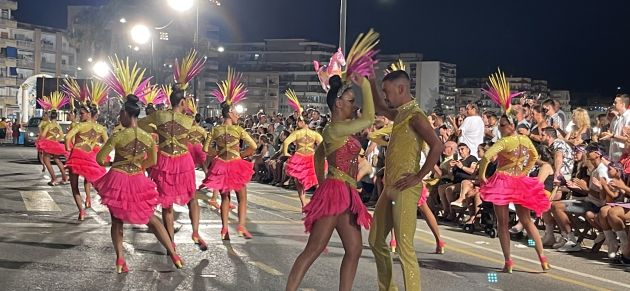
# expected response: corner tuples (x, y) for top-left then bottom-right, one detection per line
(124, 94), (141, 118)
(88, 102), (99, 116)
(194, 113), (202, 123)
(220, 102), (231, 118)
(50, 110), (58, 120)
(326, 75), (343, 111)
(170, 85), (185, 108)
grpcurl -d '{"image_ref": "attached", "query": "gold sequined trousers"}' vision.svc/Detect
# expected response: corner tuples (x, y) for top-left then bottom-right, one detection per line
(369, 184), (422, 291)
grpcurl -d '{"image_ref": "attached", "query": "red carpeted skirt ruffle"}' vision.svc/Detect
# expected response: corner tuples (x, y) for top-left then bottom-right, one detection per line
(303, 178), (372, 233)
(149, 152), (196, 208)
(285, 153), (318, 190)
(187, 143), (206, 166)
(202, 158), (253, 192)
(417, 182), (428, 207)
(93, 170), (159, 224)
(38, 139), (67, 156)
(66, 148), (106, 182)
(480, 172), (551, 217)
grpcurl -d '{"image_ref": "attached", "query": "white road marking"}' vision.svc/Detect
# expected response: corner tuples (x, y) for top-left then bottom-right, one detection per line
(248, 261), (283, 276)
(19, 191), (61, 212)
(416, 228), (630, 290)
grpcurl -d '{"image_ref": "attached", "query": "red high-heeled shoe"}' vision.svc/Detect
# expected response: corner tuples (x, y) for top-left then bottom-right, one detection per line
(503, 259), (514, 274)
(170, 254), (183, 269)
(539, 255), (551, 271)
(192, 232), (208, 251)
(78, 210), (86, 221)
(435, 240), (446, 254)
(389, 238), (397, 253)
(229, 203), (236, 209)
(85, 197), (91, 209)
(115, 258), (128, 274)
(237, 226), (253, 239)
(221, 227), (230, 240)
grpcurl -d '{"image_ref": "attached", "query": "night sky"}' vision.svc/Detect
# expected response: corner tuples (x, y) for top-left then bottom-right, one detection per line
(14, 0), (630, 100)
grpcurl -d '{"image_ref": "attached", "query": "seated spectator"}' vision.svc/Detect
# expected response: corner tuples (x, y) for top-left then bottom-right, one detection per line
(438, 143), (478, 221)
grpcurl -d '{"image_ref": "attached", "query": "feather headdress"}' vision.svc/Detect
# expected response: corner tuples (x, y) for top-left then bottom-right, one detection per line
(138, 82), (166, 106)
(211, 67), (247, 106)
(313, 29), (379, 93)
(185, 98), (198, 116)
(42, 91), (70, 111)
(173, 49), (206, 91)
(384, 59), (406, 75)
(481, 68), (524, 115)
(160, 84), (173, 108)
(99, 55), (151, 101)
(284, 89), (303, 115)
(61, 78), (88, 110)
(89, 80), (109, 107)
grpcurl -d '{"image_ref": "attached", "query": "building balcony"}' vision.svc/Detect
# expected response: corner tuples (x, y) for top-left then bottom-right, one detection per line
(41, 43), (55, 52)
(0, 0), (18, 10)
(16, 59), (34, 68)
(0, 77), (17, 86)
(0, 37), (17, 48)
(15, 40), (34, 50)
(0, 17), (17, 28)
(0, 57), (16, 67)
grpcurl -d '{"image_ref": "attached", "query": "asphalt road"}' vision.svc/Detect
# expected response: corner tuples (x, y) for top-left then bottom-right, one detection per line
(1, 144), (629, 291)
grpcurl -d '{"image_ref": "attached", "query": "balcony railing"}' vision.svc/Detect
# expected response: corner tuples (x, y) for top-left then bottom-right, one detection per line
(16, 59), (33, 68)
(16, 40), (34, 49)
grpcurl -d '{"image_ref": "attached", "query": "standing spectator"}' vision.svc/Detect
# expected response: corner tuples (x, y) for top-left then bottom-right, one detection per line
(453, 103), (484, 158)
(554, 100), (567, 128)
(515, 106), (531, 135)
(308, 110), (322, 129)
(0, 117), (7, 142)
(11, 120), (20, 145)
(529, 105), (549, 145)
(601, 94), (630, 162)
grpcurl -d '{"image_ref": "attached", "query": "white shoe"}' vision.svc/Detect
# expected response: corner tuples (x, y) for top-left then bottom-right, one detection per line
(553, 238), (568, 249)
(450, 201), (464, 208)
(607, 239), (620, 259)
(558, 241), (582, 252)
(594, 232), (606, 244)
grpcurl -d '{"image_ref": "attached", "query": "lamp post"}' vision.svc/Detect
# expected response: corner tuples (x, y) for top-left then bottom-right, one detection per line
(339, 0), (347, 53)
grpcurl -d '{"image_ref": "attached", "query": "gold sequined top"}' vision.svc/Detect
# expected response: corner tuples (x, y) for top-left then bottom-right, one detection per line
(188, 124), (207, 145)
(203, 124), (257, 160)
(383, 101), (430, 186)
(283, 128), (322, 156)
(478, 134), (538, 178)
(96, 127), (157, 174)
(41, 121), (64, 142)
(138, 116), (157, 134)
(112, 124), (125, 135)
(314, 78), (374, 185)
(145, 110), (193, 156)
(65, 121), (108, 152)
(38, 120), (50, 133)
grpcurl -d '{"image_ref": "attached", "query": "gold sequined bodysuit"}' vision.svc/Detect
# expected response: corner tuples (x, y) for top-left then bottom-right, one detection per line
(283, 128), (322, 156)
(96, 127), (157, 174)
(41, 121), (64, 142)
(145, 110), (193, 156)
(65, 121), (108, 152)
(478, 134), (538, 178)
(188, 124), (207, 145)
(203, 124), (257, 161)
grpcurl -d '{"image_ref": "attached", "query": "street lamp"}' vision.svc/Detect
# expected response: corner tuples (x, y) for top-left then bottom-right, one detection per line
(167, 0), (194, 12)
(92, 61), (110, 78)
(217, 46), (225, 53)
(119, 18), (127, 23)
(130, 24), (151, 45)
(235, 104), (245, 114)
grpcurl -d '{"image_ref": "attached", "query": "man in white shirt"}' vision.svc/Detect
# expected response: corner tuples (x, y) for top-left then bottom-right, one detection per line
(601, 94), (630, 162)
(456, 103), (484, 158)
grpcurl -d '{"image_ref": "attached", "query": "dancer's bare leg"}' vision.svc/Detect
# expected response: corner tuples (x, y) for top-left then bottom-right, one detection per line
(336, 212), (363, 291)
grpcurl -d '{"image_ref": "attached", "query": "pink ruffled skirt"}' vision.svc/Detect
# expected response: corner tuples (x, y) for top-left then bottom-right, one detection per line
(417, 183), (428, 207)
(480, 172), (551, 217)
(38, 139), (67, 156)
(303, 178), (372, 233)
(94, 170), (160, 224)
(202, 158), (254, 192)
(92, 145), (111, 163)
(187, 143), (206, 166)
(149, 152), (196, 208)
(66, 148), (106, 182)
(285, 153), (318, 190)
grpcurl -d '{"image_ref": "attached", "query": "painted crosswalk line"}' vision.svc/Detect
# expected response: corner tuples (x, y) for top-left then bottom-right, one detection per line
(19, 191), (62, 212)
